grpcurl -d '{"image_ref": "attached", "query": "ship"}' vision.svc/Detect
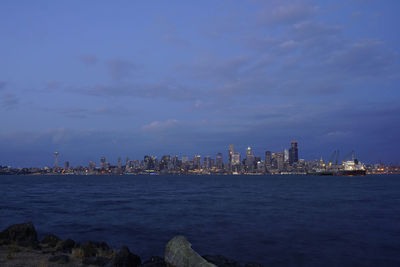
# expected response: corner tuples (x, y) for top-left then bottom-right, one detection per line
(309, 151), (366, 176)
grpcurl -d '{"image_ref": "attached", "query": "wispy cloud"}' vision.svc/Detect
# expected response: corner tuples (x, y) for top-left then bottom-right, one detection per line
(106, 59), (137, 81)
(79, 54), (99, 66)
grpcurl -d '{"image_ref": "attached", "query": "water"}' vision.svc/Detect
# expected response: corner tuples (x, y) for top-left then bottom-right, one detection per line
(0, 175), (399, 266)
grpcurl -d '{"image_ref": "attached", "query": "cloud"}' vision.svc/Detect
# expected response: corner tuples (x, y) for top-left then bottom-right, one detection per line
(257, 2), (319, 25)
(164, 33), (191, 47)
(79, 54), (98, 66)
(56, 106), (134, 119)
(106, 59), (136, 81)
(141, 119), (180, 132)
(1, 93), (19, 109)
(74, 80), (202, 102)
(324, 39), (398, 77)
(0, 81), (6, 91)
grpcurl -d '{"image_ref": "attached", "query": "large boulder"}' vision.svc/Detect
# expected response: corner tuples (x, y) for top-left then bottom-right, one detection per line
(40, 234), (61, 247)
(81, 241), (111, 258)
(202, 255), (242, 267)
(141, 256), (167, 267)
(107, 246), (141, 267)
(48, 254), (70, 264)
(56, 238), (76, 253)
(164, 236), (216, 267)
(0, 222), (38, 247)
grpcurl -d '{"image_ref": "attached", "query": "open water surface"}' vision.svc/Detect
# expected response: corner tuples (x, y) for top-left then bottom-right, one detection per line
(0, 175), (399, 266)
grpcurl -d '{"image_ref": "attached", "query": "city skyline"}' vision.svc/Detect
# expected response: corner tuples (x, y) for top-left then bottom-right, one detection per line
(1, 1), (400, 167)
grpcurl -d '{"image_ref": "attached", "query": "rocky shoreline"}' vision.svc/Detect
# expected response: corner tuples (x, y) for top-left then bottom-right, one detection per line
(0, 223), (262, 267)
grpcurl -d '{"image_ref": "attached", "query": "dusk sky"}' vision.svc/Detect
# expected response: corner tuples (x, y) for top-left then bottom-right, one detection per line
(1, 0), (400, 167)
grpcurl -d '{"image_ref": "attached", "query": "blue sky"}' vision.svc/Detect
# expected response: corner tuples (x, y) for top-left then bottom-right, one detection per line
(1, 0), (399, 167)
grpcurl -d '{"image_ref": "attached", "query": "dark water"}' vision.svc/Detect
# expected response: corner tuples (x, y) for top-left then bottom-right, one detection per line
(1, 175), (400, 266)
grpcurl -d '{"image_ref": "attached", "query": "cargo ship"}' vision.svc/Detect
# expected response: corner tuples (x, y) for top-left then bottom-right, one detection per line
(309, 152), (366, 176)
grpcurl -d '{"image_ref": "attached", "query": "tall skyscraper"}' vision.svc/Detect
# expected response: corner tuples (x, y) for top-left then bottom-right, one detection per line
(229, 144), (234, 168)
(216, 153), (223, 170)
(289, 141), (299, 165)
(64, 161), (69, 170)
(118, 157), (122, 169)
(246, 146), (255, 172)
(100, 157), (106, 169)
(193, 155), (201, 169)
(284, 149), (289, 163)
(54, 152), (59, 169)
(265, 151), (272, 171)
(276, 152), (284, 171)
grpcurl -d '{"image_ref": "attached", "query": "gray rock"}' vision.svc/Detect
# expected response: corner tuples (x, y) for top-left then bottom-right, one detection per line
(202, 255), (242, 267)
(81, 241), (110, 258)
(48, 254), (70, 264)
(245, 263), (263, 267)
(141, 256), (167, 267)
(107, 246), (141, 267)
(41, 234), (61, 247)
(82, 256), (111, 266)
(56, 238), (76, 253)
(164, 236), (216, 267)
(0, 222), (38, 247)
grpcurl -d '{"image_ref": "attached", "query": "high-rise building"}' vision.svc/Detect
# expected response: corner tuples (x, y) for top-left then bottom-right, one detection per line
(118, 157), (122, 169)
(232, 152), (241, 173)
(284, 149), (289, 163)
(246, 146), (255, 172)
(216, 153), (223, 170)
(276, 152), (284, 171)
(100, 157), (106, 169)
(54, 152), (59, 169)
(265, 151), (272, 171)
(126, 157), (130, 169)
(203, 156), (210, 170)
(289, 141), (299, 165)
(229, 144), (234, 168)
(193, 155), (201, 169)
(64, 161), (69, 170)
(181, 156), (189, 164)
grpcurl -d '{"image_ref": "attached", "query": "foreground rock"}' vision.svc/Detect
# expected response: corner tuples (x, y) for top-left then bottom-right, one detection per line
(165, 236), (216, 267)
(0, 222), (38, 247)
(0, 223), (262, 267)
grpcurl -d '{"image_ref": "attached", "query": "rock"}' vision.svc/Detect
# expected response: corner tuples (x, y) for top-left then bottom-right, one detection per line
(244, 263), (263, 267)
(164, 236), (216, 267)
(48, 254), (70, 264)
(0, 222), (38, 247)
(83, 241), (110, 256)
(107, 246), (141, 267)
(82, 256), (111, 266)
(40, 234), (61, 247)
(202, 255), (242, 267)
(56, 238), (76, 253)
(142, 256), (167, 267)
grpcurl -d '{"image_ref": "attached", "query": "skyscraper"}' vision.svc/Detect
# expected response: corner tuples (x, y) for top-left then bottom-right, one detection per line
(54, 152), (59, 170)
(289, 141), (299, 165)
(229, 144), (234, 168)
(246, 146), (255, 172)
(265, 151), (272, 171)
(216, 153), (223, 170)
(194, 155), (201, 170)
(284, 149), (289, 163)
(118, 157), (122, 169)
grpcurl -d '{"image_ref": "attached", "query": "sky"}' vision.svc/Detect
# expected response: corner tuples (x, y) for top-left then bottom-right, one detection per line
(1, 0), (400, 167)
